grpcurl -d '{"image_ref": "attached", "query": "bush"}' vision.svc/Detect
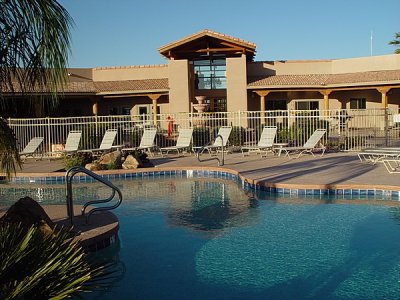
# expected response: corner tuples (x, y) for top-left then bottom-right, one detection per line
(192, 127), (211, 147)
(63, 152), (92, 169)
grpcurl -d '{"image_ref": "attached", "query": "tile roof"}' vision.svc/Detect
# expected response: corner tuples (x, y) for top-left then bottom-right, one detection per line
(158, 29), (256, 53)
(94, 78), (169, 93)
(248, 70), (400, 88)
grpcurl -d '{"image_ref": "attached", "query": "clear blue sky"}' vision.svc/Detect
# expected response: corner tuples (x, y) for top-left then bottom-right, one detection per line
(59, 0), (399, 68)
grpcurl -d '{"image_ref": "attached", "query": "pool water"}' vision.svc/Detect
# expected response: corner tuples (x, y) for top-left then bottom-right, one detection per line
(2, 177), (400, 299)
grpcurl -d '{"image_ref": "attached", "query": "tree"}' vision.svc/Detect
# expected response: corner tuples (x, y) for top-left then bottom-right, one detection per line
(0, 0), (73, 178)
(389, 32), (400, 54)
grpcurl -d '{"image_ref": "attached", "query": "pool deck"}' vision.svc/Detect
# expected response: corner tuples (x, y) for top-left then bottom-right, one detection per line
(4, 151), (400, 251)
(15, 151), (400, 190)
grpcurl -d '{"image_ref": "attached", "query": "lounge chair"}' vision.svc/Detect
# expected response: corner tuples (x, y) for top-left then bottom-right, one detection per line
(47, 130), (82, 159)
(122, 128), (157, 156)
(79, 129), (117, 156)
(196, 126), (232, 156)
(160, 128), (193, 157)
(382, 158), (400, 174)
(19, 137), (44, 161)
(241, 126), (277, 157)
(358, 147), (400, 164)
(279, 129), (326, 158)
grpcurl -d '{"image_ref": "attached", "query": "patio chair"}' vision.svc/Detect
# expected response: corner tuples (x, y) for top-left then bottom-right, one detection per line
(47, 130), (82, 159)
(279, 129), (327, 159)
(357, 147), (400, 164)
(241, 126), (277, 157)
(160, 128), (193, 157)
(79, 129), (118, 156)
(382, 158), (400, 174)
(122, 128), (157, 156)
(196, 126), (232, 156)
(19, 137), (44, 161)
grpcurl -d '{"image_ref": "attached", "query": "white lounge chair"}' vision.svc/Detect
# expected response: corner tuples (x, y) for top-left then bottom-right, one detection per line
(279, 129), (327, 158)
(241, 126), (277, 157)
(122, 128), (157, 156)
(196, 126), (232, 156)
(19, 137), (44, 161)
(47, 130), (82, 159)
(160, 128), (193, 157)
(358, 147), (400, 164)
(79, 129), (117, 156)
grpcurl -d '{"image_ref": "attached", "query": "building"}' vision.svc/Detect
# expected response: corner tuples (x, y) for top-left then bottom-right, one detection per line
(8, 29), (400, 118)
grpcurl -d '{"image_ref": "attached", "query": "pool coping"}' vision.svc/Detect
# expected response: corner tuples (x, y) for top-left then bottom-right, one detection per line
(8, 166), (400, 199)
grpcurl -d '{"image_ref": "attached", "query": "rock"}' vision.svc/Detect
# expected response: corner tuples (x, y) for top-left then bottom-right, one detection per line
(122, 155), (140, 169)
(0, 197), (54, 235)
(98, 150), (122, 168)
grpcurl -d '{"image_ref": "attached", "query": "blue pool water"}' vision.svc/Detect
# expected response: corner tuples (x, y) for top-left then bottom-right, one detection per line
(2, 177), (400, 299)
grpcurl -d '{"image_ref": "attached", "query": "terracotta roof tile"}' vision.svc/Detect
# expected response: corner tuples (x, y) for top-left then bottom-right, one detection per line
(94, 78), (169, 93)
(248, 70), (400, 88)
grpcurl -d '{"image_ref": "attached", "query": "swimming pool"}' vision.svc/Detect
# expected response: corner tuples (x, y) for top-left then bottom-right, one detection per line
(2, 176), (400, 299)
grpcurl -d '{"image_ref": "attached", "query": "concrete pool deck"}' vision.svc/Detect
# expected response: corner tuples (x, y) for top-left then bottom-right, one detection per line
(4, 151), (399, 251)
(14, 151), (400, 190)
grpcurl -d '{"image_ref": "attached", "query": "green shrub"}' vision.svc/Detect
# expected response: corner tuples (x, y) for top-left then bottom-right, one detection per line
(63, 152), (92, 169)
(230, 126), (246, 146)
(192, 127), (211, 147)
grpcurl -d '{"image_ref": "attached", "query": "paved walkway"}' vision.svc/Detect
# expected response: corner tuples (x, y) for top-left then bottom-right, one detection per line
(15, 151), (400, 190)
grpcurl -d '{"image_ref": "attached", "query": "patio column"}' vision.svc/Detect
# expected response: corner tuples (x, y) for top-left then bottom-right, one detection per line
(148, 94), (162, 125)
(254, 90), (270, 124)
(92, 101), (98, 116)
(377, 87), (390, 108)
(319, 90), (332, 114)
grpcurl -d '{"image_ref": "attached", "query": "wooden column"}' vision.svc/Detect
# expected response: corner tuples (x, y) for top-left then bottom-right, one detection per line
(377, 87), (390, 108)
(254, 90), (270, 124)
(92, 101), (98, 116)
(319, 90), (332, 112)
(148, 94), (162, 125)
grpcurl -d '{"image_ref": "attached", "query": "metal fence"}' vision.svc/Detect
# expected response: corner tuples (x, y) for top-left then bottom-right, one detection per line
(7, 108), (400, 156)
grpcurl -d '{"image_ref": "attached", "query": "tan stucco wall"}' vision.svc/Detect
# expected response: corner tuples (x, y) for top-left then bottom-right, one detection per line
(226, 55), (248, 112)
(92, 65), (168, 81)
(168, 59), (191, 113)
(247, 54), (400, 77)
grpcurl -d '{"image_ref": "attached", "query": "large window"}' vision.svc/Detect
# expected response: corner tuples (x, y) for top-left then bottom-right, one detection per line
(295, 100), (319, 110)
(350, 98), (366, 109)
(192, 58), (226, 89)
(266, 100), (287, 110)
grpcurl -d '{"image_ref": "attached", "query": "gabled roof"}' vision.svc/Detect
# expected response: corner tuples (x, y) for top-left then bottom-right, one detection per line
(158, 29), (256, 61)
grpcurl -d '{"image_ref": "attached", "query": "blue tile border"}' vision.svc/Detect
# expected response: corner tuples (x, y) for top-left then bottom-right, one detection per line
(6, 169), (400, 201)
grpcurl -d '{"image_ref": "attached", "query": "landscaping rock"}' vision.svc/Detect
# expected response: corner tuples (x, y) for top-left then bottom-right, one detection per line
(122, 155), (140, 169)
(0, 196), (54, 235)
(98, 150), (122, 168)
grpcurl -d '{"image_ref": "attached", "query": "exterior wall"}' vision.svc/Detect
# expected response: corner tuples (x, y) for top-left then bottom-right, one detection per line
(168, 59), (191, 113)
(226, 55), (248, 112)
(247, 54), (400, 77)
(92, 65), (168, 81)
(331, 55), (400, 74)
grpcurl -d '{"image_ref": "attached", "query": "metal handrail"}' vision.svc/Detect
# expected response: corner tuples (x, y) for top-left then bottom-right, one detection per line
(195, 134), (225, 166)
(65, 166), (123, 225)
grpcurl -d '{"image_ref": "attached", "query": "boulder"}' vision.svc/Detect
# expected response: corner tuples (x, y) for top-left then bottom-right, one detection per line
(122, 154), (140, 169)
(98, 150), (122, 168)
(0, 197), (54, 235)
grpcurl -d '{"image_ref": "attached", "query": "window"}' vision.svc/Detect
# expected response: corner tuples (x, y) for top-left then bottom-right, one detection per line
(207, 98), (227, 112)
(266, 100), (287, 110)
(122, 107), (131, 115)
(350, 98), (366, 109)
(192, 58), (226, 90)
(295, 101), (319, 110)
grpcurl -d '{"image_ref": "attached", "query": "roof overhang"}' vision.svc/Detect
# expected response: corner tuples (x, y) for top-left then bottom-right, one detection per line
(158, 29), (256, 61)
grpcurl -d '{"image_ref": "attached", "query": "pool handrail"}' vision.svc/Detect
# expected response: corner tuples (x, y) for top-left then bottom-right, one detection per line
(195, 134), (225, 166)
(65, 166), (123, 225)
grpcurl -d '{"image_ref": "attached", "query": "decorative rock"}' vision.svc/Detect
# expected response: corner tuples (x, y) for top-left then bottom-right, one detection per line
(0, 197), (54, 235)
(122, 155), (140, 169)
(98, 150), (122, 168)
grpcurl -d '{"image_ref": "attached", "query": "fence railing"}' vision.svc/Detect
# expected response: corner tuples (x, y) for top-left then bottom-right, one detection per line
(8, 109), (400, 155)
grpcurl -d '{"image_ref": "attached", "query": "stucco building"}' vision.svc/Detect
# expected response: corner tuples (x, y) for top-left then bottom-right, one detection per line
(9, 29), (400, 118)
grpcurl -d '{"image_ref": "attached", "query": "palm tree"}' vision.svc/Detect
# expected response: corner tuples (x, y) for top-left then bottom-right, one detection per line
(0, 0), (73, 178)
(389, 32), (400, 54)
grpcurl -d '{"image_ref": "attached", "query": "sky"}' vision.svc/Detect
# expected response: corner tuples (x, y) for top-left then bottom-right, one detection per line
(59, 0), (400, 68)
